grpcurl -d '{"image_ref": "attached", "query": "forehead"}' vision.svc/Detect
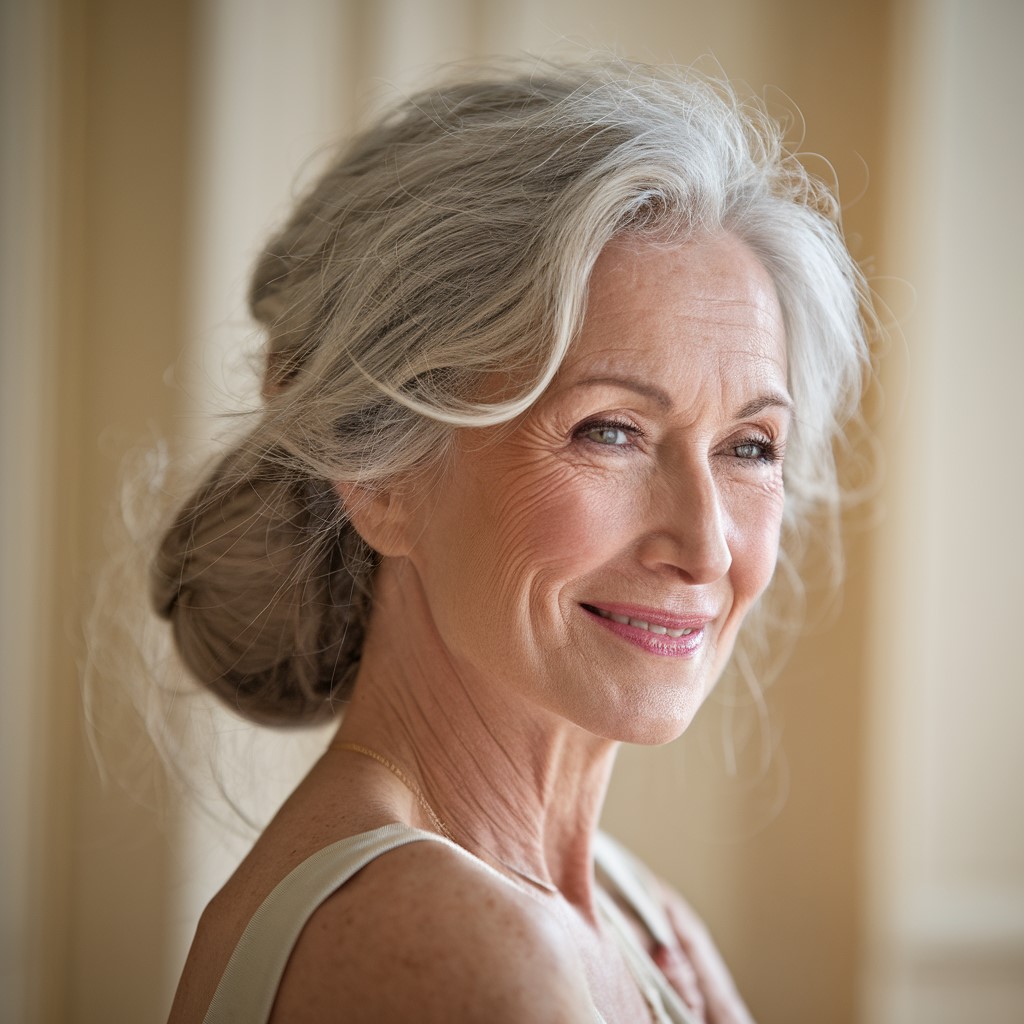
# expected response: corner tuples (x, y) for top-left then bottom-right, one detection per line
(556, 233), (787, 393)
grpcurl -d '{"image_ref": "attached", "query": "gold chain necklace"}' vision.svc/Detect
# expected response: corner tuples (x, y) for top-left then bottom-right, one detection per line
(334, 741), (455, 841)
(333, 740), (557, 894)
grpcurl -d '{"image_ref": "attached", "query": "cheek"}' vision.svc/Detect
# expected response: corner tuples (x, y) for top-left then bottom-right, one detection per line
(413, 457), (603, 641)
(471, 463), (620, 607)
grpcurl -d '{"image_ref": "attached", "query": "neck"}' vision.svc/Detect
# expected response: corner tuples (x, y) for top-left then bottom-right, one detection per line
(331, 558), (620, 916)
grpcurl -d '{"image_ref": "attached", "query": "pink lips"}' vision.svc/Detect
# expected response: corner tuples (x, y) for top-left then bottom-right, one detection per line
(581, 602), (712, 658)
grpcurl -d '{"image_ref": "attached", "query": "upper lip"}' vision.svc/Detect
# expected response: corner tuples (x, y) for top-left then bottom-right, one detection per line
(580, 601), (717, 630)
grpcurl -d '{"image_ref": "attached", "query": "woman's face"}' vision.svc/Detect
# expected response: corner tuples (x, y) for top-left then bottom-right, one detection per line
(400, 233), (791, 744)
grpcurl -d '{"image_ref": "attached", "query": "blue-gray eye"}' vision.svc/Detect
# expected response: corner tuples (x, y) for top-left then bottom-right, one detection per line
(734, 437), (779, 462)
(735, 442), (764, 459)
(585, 425), (630, 445)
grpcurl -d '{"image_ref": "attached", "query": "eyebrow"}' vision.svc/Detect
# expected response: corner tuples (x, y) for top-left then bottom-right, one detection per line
(734, 391), (794, 418)
(573, 376), (794, 418)
(574, 376), (674, 409)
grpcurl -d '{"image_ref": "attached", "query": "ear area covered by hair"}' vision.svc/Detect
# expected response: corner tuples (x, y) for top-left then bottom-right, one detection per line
(335, 480), (415, 558)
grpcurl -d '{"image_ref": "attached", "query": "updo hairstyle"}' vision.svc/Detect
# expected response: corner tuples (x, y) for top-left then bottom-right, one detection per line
(151, 59), (871, 726)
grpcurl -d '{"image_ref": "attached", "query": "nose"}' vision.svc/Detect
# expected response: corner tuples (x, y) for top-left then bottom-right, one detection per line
(637, 455), (733, 584)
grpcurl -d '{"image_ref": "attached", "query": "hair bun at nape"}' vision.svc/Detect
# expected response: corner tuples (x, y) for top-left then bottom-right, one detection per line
(151, 455), (375, 725)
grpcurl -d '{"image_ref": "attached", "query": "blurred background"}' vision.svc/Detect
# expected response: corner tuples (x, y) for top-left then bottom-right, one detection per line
(2, 0), (1022, 1021)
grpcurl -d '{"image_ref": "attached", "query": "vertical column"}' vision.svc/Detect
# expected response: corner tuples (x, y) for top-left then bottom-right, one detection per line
(0, 0), (64, 1020)
(863, 0), (1024, 1020)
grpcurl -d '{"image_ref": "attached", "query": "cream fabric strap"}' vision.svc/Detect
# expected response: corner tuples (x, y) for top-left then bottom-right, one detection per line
(202, 824), (445, 1023)
(202, 823), (697, 1023)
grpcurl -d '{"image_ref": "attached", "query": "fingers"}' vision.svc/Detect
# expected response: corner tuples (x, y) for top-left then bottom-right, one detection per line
(652, 941), (707, 1020)
(661, 891), (757, 1024)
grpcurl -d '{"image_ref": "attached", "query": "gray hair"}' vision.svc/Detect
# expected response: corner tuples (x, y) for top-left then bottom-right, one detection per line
(151, 59), (871, 725)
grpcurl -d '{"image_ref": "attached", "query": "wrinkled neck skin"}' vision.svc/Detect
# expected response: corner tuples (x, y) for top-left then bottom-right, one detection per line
(331, 556), (619, 919)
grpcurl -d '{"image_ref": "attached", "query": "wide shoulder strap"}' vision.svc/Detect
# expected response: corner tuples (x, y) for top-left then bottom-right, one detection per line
(203, 823), (445, 1024)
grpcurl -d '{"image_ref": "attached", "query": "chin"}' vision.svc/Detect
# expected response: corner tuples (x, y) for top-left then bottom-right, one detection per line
(615, 706), (705, 747)
(566, 679), (713, 747)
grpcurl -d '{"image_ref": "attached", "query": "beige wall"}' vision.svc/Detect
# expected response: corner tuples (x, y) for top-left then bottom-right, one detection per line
(3, 1), (1020, 1022)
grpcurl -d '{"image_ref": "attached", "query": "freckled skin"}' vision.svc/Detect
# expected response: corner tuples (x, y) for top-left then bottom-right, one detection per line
(399, 232), (791, 745)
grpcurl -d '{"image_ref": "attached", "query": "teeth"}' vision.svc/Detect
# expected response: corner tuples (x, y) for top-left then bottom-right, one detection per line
(595, 607), (695, 637)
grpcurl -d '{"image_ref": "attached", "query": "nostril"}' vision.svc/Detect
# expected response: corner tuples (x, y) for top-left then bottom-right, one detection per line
(637, 525), (732, 585)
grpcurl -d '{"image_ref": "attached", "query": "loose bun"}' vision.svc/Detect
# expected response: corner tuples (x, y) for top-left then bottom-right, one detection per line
(152, 449), (375, 724)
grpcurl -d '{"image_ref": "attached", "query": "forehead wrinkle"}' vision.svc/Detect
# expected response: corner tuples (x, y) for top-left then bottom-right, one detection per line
(557, 323), (785, 387)
(714, 344), (788, 394)
(575, 298), (784, 347)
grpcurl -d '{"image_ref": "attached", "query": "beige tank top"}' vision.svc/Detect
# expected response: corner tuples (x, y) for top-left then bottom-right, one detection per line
(202, 823), (698, 1023)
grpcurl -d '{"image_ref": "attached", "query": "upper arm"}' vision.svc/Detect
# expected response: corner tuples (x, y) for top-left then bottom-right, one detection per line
(269, 840), (593, 1023)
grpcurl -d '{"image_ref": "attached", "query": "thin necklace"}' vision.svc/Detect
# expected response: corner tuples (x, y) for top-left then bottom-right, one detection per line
(334, 741), (455, 841)
(335, 744), (658, 1020)
(333, 740), (558, 895)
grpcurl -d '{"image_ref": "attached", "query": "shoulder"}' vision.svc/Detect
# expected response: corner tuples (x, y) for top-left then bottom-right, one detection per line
(270, 835), (593, 1023)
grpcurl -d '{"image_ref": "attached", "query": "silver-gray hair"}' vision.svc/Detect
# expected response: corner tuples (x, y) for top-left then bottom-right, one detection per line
(151, 58), (872, 725)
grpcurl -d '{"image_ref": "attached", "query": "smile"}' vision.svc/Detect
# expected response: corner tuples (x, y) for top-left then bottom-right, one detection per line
(591, 607), (694, 637)
(580, 603), (710, 659)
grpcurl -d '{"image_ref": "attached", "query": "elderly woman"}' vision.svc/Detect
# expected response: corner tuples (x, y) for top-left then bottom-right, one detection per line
(155, 60), (867, 1023)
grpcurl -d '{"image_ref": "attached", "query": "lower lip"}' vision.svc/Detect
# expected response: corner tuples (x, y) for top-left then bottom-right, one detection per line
(582, 607), (707, 658)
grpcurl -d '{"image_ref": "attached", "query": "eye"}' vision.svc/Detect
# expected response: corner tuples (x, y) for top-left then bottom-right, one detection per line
(575, 419), (639, 447)
(585, 424), (631, 446)
(733, 435), (781, 464)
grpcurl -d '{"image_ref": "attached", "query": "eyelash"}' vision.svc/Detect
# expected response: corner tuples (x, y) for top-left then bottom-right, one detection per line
(733, 433), (782, 465)
(574, 419), (783, 465)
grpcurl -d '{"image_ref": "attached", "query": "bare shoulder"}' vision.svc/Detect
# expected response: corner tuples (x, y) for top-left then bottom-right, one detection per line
(270, 837), (593, 1023)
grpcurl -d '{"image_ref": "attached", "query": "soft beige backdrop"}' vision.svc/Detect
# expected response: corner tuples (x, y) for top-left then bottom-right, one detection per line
(2, 1), (1022, 1022)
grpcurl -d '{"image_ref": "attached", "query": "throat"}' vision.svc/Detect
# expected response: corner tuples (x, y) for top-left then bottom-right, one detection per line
(333, 740), (560, 894)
